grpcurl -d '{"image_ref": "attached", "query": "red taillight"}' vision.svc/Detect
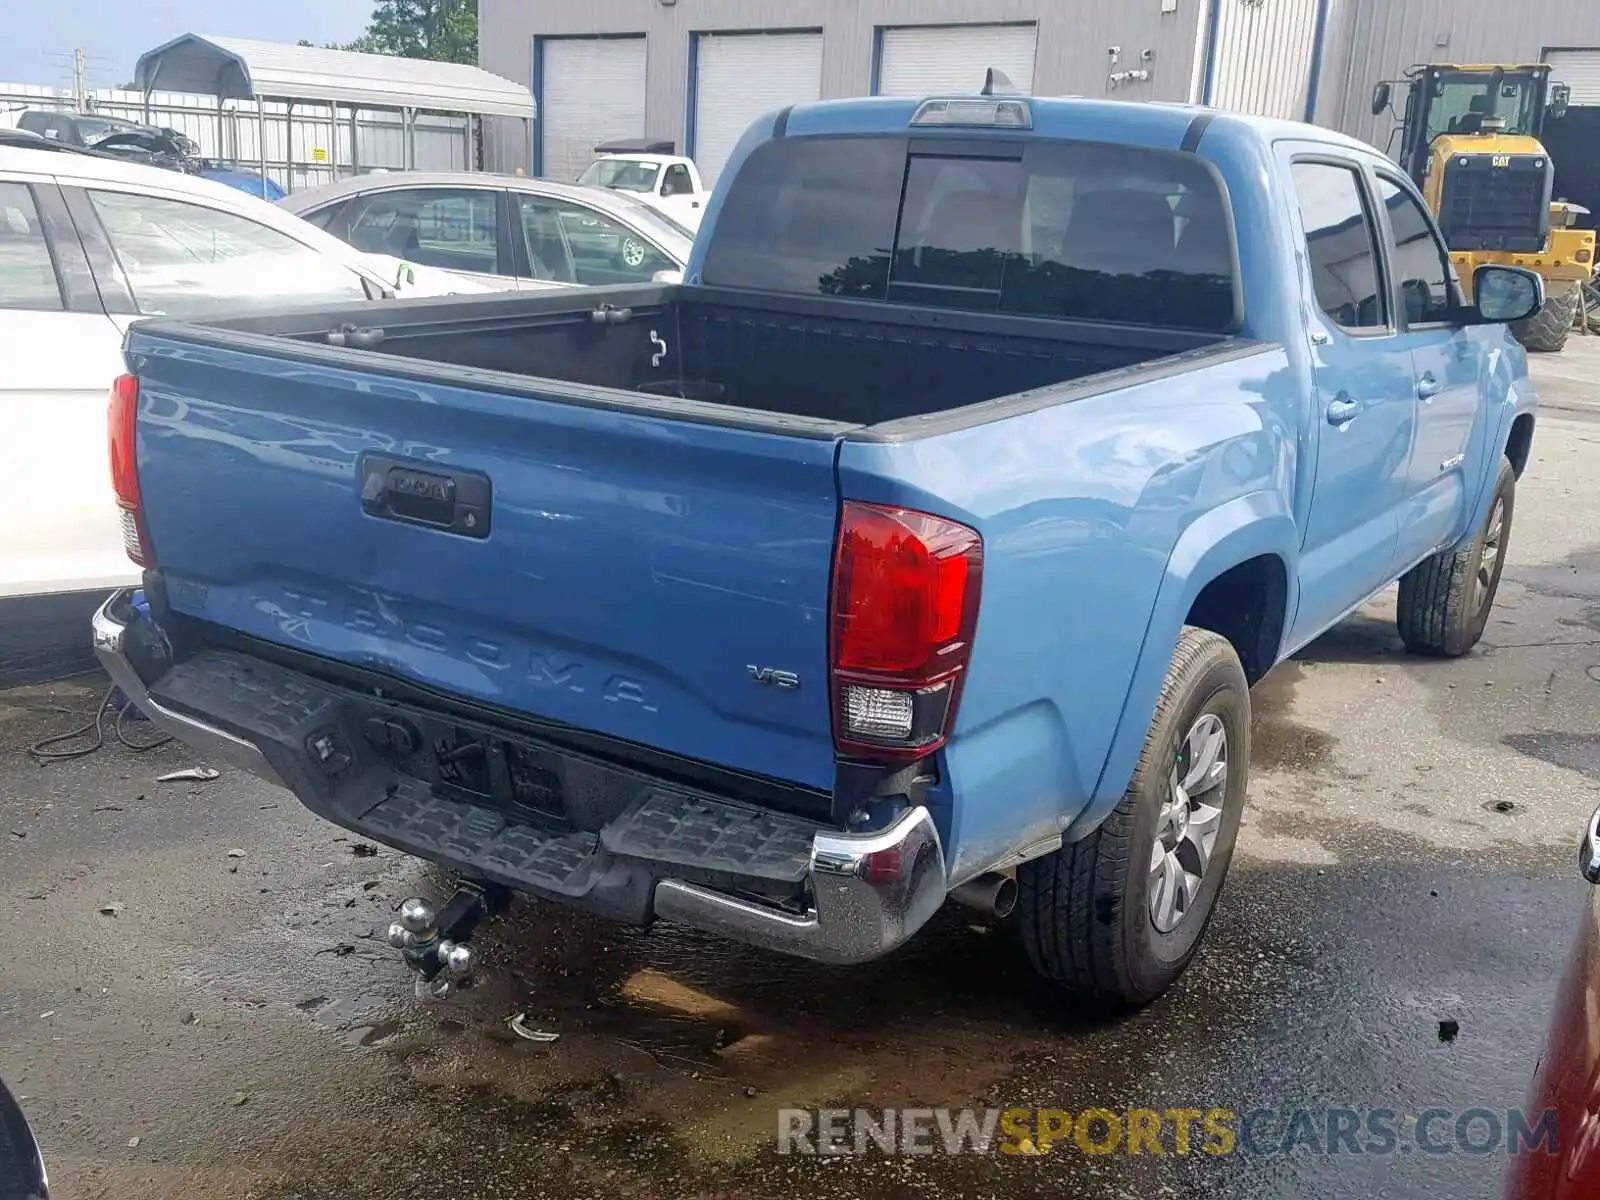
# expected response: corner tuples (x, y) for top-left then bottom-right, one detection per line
(830, 502), (983, 763)
(108, 373), (152, 566)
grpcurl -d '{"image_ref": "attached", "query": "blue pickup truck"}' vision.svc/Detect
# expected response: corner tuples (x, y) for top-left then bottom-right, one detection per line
(94, 93), (1543, 1008)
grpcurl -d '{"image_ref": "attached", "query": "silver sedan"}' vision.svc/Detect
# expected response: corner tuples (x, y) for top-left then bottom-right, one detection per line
(281, 171), (695, 292)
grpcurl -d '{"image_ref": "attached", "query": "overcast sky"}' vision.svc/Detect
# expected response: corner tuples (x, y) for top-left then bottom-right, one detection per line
(4, 0), (373, 88)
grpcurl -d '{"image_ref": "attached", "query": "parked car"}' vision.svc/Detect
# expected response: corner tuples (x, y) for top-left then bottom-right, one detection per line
(15, 108), (146, 148)
(87, 127), (289, 201)
(280, 171), (694, 293)
(9, 115), (289, 201)
(0, 127), (110, 155)
(96, 94), (1541, 1007)
(0, 143), (491, 611)
(577, 139), (709, 232)
(1502, 808), (1600, 1199)
(197, 166), (287, 202)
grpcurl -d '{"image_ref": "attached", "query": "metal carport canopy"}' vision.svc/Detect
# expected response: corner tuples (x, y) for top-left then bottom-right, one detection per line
(132, 33), (535, 119)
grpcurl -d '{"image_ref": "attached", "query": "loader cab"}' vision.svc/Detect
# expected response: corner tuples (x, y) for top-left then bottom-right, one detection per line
(1375, 65), (1560, 184)
(1372, 64), (1567, 254)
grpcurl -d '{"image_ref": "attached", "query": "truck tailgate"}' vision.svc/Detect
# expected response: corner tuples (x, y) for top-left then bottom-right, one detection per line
(128, 333), (842, 792)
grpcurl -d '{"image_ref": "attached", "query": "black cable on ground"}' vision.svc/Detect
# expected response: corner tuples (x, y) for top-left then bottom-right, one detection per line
(28, 684), (173, 764)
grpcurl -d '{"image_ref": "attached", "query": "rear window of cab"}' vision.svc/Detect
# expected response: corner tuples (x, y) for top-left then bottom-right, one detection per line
(701, 135), (1240, 333)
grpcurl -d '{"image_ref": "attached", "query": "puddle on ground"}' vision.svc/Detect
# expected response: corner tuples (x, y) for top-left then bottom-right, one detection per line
(230, 887), (1291, 1200)
(1502, 730), (1600, 779)
(1510, 544), (1600, 604)
(1249, 662), (1338, 773)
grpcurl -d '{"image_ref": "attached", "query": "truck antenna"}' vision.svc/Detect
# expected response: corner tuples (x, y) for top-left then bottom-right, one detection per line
(981, 67), (1022, 96)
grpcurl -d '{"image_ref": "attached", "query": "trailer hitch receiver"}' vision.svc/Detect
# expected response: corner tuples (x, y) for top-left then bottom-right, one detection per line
(387, 881), (510, 999)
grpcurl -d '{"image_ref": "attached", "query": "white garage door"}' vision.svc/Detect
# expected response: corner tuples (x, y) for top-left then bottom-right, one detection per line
(1209, 0), (1321, 120)
(1546, 50), (1600, 106)
(876, 24), (1038, 98)
(539, 36), (647, 183)
(693, 32), (823, 189)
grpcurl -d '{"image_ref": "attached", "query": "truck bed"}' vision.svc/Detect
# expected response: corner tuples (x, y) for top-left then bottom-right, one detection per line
(198, 283), (1237, 429)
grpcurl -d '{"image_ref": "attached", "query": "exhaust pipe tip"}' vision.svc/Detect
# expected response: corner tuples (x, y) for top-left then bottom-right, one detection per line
(950, 872), (1017, 920)
(991, 875), (1018, 919)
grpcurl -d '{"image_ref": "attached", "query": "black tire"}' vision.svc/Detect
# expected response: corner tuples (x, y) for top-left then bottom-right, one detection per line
(1017, 627), (1250, 1008)
(1512, 282), (1581, 353)
(1396, 457), (1516, 657)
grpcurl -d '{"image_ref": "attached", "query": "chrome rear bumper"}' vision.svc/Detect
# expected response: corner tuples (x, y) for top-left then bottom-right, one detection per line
(91, 590), (282, 786)
(655, 805), (947, 964)
(88, 588), (947, 964)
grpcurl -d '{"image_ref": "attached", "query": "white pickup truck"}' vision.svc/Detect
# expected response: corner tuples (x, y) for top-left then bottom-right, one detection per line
(576, 140), (706, 233)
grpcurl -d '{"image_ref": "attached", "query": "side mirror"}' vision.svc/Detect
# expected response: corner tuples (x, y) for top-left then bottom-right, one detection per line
(652, 268), (684, 285)
(1550, 82), (1571, 120)
(1371, 81), (1392, 116)
(1469, 265), (1544, 326)
(0, 1079), (49, 1200)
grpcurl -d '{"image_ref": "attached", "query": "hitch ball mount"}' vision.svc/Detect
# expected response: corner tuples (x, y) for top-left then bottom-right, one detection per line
(387, 881), (511, 1000)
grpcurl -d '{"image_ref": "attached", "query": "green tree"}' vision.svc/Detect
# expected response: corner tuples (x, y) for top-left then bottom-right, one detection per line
(341, 0), (477, 64)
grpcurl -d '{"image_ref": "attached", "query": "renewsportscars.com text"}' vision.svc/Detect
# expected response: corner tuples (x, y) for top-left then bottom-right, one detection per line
(778, 1106), (1559, 1158)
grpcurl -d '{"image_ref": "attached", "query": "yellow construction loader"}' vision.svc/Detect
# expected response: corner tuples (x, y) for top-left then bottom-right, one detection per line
(1372, 63), (1596, 351)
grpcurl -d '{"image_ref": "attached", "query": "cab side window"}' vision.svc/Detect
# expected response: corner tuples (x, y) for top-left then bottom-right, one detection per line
(662, 165), (693, 197)
(1290, 162), (1387, 330)
(1375, 175), (1456, 325)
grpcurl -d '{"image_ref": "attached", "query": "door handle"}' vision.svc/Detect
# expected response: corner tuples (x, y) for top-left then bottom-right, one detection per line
(360, 455), (492, 539)
(1417, 374), (1443, 401)
(1327, 396), (1361, 427)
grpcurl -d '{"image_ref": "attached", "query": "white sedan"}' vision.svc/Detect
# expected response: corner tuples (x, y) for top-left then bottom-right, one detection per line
(281, 171), (695, 292)
(0, 144), (492, 616)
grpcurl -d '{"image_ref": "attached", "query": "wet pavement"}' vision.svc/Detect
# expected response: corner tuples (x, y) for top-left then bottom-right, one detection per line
(5, 344), (1600, 1199)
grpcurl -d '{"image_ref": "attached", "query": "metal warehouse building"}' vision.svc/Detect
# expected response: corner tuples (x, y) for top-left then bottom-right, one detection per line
(480, 0), (1600, 205)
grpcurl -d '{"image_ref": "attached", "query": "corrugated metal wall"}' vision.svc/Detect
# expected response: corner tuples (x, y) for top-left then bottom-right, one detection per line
(1210, 0), (1323, 120)
(1322, 0), (1600, 148)
(0, 83), (473, 191)
(478, 0), (1600, 172)
(1545, 49), (1600, 104)
(480, 0), (1209, 174)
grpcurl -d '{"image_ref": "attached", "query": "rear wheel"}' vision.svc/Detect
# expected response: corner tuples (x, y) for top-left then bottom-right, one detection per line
(1016, 627), (1250, 1008)
(1396, 458), (1516, 657)
(1512, 281), (1581, 353)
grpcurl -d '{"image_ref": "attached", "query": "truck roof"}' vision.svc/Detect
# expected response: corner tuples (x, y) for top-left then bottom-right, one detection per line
(594, 153), (690, 168)
(775, 94), (1378, 158)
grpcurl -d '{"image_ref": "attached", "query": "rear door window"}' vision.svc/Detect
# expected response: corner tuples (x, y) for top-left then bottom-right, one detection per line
(701, 135), (1239, 332)
(1290, 162), (1388, 330)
